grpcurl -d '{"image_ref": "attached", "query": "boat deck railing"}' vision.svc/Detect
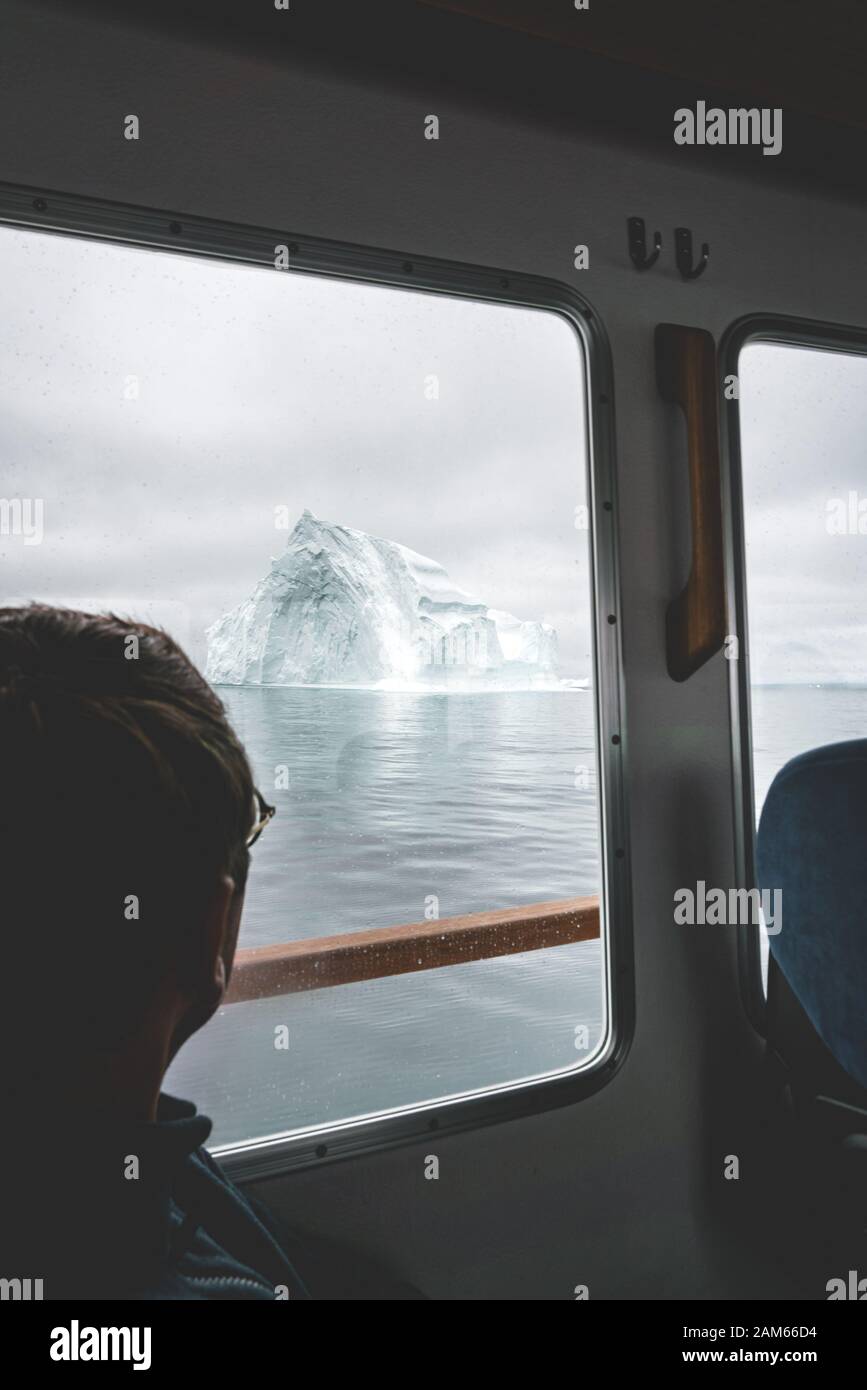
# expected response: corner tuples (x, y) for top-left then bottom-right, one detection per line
(226, 895), (601, 1001)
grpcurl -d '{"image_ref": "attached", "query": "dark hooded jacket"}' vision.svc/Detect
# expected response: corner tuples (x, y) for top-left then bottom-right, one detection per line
(1, 1093), (421, 1301)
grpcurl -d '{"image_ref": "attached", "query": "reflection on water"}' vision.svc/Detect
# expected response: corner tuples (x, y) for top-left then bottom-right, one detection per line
(167, 687), (605, 1144)
(220, 686), (601, 943)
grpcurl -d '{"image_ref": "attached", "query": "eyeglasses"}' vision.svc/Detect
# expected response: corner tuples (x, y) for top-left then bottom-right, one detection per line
(246, 788), (276, 848)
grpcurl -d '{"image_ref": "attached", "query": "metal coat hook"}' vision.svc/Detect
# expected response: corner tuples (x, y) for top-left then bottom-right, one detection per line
(627, 216), (661, 270)
(675, 226), (709, 280)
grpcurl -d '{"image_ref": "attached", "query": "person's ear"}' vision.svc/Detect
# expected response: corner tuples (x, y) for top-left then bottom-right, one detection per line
(173, 874), (243, 1050)
(200, 873), (242, 1007)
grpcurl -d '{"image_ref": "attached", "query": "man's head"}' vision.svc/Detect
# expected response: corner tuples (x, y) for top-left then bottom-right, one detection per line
(0, 605), (263, 1110)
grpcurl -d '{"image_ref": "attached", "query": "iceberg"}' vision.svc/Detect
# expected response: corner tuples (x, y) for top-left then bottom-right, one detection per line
(205, 511), (559, 689)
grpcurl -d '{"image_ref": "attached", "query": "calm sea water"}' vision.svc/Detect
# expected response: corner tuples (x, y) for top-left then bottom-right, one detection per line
(750, 686), (867, 812)
(168, 687), (603, 1145)
(166, 684), (867, 1147)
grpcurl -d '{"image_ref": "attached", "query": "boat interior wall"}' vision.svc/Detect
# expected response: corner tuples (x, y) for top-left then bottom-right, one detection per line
(3, 0), (866, 1299)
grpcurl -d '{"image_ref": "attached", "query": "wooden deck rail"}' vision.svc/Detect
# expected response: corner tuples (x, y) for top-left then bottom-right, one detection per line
(226, 895), (601, 1003)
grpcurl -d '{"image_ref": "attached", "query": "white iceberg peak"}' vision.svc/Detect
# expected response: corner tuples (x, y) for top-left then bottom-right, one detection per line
(206, 514), (559, 689)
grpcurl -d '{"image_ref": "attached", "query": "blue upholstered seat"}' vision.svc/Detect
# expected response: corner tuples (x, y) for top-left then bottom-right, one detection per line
(757, 739), (867, 1093)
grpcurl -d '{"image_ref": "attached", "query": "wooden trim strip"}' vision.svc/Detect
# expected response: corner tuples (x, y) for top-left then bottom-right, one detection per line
(226, 895), (601, 1002)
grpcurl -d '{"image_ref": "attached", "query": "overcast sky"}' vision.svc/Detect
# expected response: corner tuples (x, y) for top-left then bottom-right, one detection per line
(3, 227), (866, 688)
(0, 226), (592, 675)
(740, 342), (867, 684)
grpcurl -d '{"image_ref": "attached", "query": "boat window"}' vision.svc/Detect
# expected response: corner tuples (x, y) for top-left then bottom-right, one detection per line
(0, 217), (618, 1151)
(735, 339), (867, 988)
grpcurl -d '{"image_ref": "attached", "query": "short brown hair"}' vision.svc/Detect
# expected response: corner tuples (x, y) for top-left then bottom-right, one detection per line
(0, 605), (255, 1042)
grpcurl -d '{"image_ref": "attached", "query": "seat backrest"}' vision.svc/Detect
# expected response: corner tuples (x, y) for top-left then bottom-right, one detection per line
(757, 738), (867, 1097)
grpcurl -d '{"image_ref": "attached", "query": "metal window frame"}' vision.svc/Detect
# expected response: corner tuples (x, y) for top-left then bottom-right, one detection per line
(0, 180), (634, 1179)
(720, 312), (867, 1036)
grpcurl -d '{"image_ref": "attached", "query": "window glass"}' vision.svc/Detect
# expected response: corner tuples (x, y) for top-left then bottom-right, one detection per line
(0, 225), (607, 1145)
(738, 342), (867, 982)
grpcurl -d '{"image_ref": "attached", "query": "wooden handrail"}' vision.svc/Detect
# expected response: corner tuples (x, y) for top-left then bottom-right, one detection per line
(656, 322), (727, 682)
(226, 895), (600, 1002)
